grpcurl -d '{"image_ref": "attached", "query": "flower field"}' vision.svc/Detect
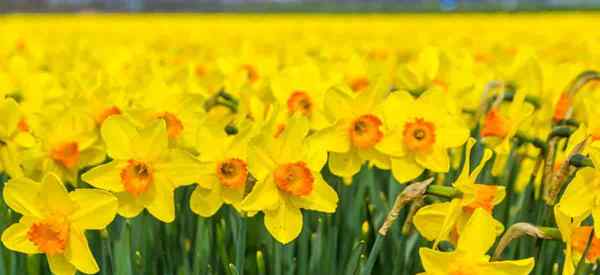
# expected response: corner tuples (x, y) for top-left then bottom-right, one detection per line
(1, 13), (600, 275)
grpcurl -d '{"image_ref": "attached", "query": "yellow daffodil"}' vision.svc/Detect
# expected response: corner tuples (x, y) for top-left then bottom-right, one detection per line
(555, 206), (600, 275)
(270, 63), (330, 130)
(419, 208), (534, 275)
(318, 76), (390, 179)
(556, 148), (600, 238)
(189, 121), (254, 217)
(24, 112), (104, 183)
(1, 173), (118, 275)
(414, 138), (505, 246)
(0, 98), (35, 177)
(241, 116), (338, 243)
(81, 115), (203, 222)
(480, 89), (535, 175)
(376, 90), (469, 183)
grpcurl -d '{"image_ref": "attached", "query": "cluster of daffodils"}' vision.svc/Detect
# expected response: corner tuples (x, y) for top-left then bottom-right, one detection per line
(1, 15), (600, 275)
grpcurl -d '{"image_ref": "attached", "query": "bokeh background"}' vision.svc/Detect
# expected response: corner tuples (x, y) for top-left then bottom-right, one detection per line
(1, 0), (600, 13)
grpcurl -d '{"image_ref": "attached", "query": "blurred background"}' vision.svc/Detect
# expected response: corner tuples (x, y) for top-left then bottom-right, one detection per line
(1, 0), (600, 13)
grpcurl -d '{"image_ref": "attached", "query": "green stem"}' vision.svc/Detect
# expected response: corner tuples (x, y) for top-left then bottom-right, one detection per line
(235, 216), (247, 275)
(537, 227), (562, 240)
(426, 185), (462, 199)
(361, 234), (384, 275)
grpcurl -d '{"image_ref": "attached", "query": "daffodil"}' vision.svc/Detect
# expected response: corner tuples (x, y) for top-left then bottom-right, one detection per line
(555, 206), (600, 275)
(0, 98), (35, 177)
(480, 88), (535, 175)
(414, 138), (505, 246)
(189, 121), (255, 217)
(241, 116), (338, 243)
(318, 76), (390, 179)
(124, 80), (205, 150)
(1, 173), (118, 275)
(24, 112), (104, 183)
(556, 148), (600, 238)
(81, 115), (203, 222)
(270, 63), (331, 130)
(419, 208), (534, 275)
(376, 90), (469, 183)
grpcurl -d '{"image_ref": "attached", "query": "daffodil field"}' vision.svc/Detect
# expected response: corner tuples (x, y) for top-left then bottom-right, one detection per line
(2, 13), (600, 275)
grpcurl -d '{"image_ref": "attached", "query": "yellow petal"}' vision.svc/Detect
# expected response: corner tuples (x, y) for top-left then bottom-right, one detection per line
(0, 98), (20, 139)
(0, 142), (23, 177)
(328, 151), (363, 179)
(390, 156), (423, 183)
(375, 130), (406, 158)
(145, 177), (176, 223)
(115, 192), (145, 218)
(13, 132), (36, 148)
(65, 230), (99, 274)
(456, 208), (497, 255)
(3, 177), (43, 217)
(413, 202), (451, 242)
(437, 125), (469, 149)
(154, 149), (205, 187)
(41, 173), (75, 216)
(1, 222), (39, 254)
(289, 176), (338, 213)
(241, 176), (280, 212)
(478, 258), (535, 275)
(69, 189), (118, 230)
(135, 119), (168, 161)
(324, 87), (353, 121)
(222, 185), (245, 205)
(352, 75), (388, 114)
(101, 115), (138, 160)
(358, 148), (390, 170)
(311, 124), (351, 154)
(557, 167), (595, 218)
(416, 148), (449, 173)
(419, 248), (457, 274)
(248, 144), (277, 180)
(264, 199), (303, 244)
(48, 254), (77, 275)
(81, 161), (126, 192)
(79, 146), (106, 167)
(190, 182), (224, 217)
(278, 115), (309, 163)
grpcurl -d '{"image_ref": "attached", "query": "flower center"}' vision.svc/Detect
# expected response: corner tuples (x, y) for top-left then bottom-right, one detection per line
(157, 112), (184, 139)
(431, 78), (448, 92)
(121, 160), (153, 197)
(287, 90), (313, 117)
(463, 185), (498, 214)
(216, 158), (248, 189)
(349, 114), (383, 149)
(96, 106), (121, 125)
(274, 162), (314, 196)
(241, 64), (259, 83)
(27, 216), (69, 256)
(572, 227), (600, 262)
(17, 117), (29, 132)
(349, 77), (370, 93)
(403, 118), (436, 152)
(50, 142), (80, 169)
(195, 64), (207, 78)
(481, 108), (510, 138)
(553, 93), (572, 123)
